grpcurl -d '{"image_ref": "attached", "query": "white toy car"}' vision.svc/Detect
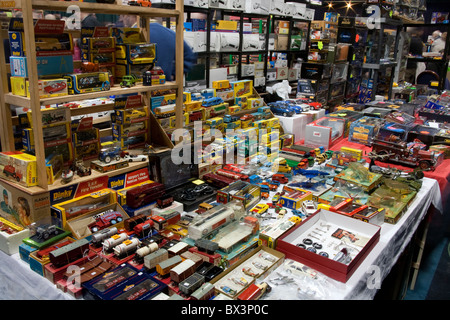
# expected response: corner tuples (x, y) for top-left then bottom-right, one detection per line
(301, 200), (318, 216)
(122, 154), (148, 162)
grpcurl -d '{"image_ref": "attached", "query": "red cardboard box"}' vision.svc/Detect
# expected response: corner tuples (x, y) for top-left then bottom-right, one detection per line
(275, 209), (380, 283)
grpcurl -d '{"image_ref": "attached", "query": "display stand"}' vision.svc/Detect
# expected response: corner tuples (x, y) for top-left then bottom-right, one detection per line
(0, 0), (185, 195)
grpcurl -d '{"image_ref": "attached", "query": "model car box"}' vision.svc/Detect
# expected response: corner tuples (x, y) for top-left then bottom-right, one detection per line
(82, 263), (143, 300)
(51, 188), (117, 228)
(276, 209), (380, 283)
(82, 49), (116, 65)
(27, 107), (71, 128)
(8, 18), (73, 57)
(81, 36), (115, 51)
(231, 80), (253, 98)
(0, 151), (37, 187)
(348, 116), (385, 145)
(259, 218), (297, 248)
(64, 202), (130, 241)
(279, 189), (313, 210)
(64, 72), (110, 94)
(10, 55), (74, 77)
(304, 116), (345, 149)
(210, 245), (284, 298)
(113, 106), (149, 125)
(112, 122), (147, 139)
(115, 43), (156, 65)
(28, 236), (75, 276)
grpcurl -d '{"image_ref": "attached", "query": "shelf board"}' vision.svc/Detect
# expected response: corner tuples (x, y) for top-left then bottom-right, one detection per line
(30, 0), (180, 18)
(4, 82), (178, 107)
(0, 158), (149, 195)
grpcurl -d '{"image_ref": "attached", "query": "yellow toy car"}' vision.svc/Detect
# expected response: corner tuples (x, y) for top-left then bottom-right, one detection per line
(250, 203), (269, 215)
(167, 224), (188, 237)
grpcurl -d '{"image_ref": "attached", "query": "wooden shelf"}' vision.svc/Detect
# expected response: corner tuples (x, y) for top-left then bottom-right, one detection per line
(30, 0), (180, 18)
(4, 82), (178, 107)
(0, 159), (150, 195)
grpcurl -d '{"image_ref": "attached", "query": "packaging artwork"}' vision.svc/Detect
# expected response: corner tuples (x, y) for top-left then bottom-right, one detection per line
(0, 151), (37, 187)
(0, 178), (51, 228)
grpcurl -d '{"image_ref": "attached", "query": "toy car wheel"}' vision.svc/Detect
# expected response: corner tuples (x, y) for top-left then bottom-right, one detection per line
(104, 156), (111, 163)
(117, 217), (123, 222)
(283, 112), (287, 116)
(91, 227), (99, 233)
(115, 155), (120, 161)
(111, 219), (117, 225)
(419, 161), (431, 170)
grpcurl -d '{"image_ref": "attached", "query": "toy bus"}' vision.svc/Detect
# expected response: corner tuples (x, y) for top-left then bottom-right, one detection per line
(153, 104), (177, 118)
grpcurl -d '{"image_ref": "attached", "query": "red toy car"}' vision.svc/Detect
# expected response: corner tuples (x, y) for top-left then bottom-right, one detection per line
(44, 82), (67, 94)
(88, 211), (124, 233)
(271, 173), (289, 184)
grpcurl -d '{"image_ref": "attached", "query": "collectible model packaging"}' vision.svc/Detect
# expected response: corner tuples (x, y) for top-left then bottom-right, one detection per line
(211, 246), (284, 298)
(8, 18), (73, 57)
(276, 209), (380, 282)
(82, 263), (140, 299)
(0, 151), (37, 187)
(51, 188), (116, 228)
(64, 202), (129, 240)
(0, 216), (30, 255)
(10, 55), (74, 78)
(304, 116), (345, 149)
(64, 72), (111, 94)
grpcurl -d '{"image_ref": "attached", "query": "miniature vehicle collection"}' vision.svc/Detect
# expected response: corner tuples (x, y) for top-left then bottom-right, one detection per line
(1, 2), (449, 303)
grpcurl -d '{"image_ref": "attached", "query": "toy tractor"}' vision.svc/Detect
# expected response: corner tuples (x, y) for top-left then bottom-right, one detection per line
(120, 74), (138, 88)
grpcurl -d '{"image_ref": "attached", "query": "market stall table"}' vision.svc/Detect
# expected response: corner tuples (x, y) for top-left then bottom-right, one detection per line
(0, 176), (441, 300)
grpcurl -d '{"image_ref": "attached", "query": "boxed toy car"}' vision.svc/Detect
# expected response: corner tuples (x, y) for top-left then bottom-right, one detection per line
(8, 18), (73, 57)
(27, 107), (71, 128)
(348, 116), (385, 145)
(304, 116), (345, 149)
(51, 188), (117, 228)
(64, 72), (110, 94)
(81, 36), (115, 51)
(0, 151), (37, 187)
(210, 245), (284, 298)
(64, 202), (129, 240)
(115, 43), (156, 65)
(276, 209), (380, 283)
(10, 55), (74, 77)
(113, 106), (149, 125)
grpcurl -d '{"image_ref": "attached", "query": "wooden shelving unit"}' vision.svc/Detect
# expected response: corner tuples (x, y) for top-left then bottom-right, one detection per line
(0, 0), (185, 192)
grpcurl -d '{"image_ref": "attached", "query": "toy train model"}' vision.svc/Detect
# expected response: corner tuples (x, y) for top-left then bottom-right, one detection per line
(126, 182), (165, 208)
(49, 238), (90, 268)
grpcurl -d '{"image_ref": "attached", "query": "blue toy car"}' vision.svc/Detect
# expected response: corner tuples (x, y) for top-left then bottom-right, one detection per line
(99, 146), (121, 163)
(269, 103), (295, 117)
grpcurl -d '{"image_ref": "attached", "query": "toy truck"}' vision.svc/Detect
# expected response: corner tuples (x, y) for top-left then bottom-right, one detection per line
(120, 74), (138, 88)
(370, 138), (437, 170)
